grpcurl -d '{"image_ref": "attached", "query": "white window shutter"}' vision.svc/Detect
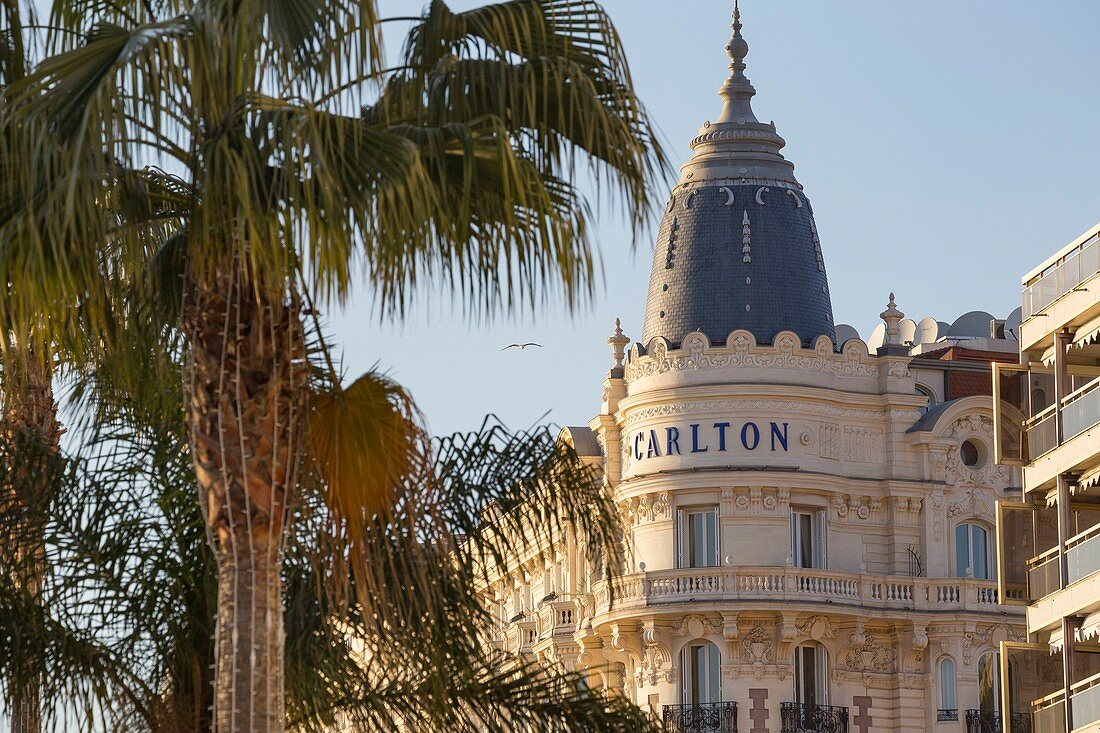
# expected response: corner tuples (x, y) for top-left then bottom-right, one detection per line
(790, 511), (798, 566)
(814, 510), (827, 569)
(677, 509), (686, 569)
(708, 508), (719, 567)
(816, 646), (829, 703)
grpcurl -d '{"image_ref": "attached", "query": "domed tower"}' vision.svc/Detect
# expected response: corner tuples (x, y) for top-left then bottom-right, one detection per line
(642, 2), (834, 348)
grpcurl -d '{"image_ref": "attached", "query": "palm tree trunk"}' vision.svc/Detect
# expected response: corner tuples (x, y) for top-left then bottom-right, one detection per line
(183, 261), (306, 733)
(1, 349), (61, 733)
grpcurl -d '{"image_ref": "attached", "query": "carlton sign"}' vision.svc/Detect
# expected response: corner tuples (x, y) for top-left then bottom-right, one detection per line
(630, 420), (790, 463)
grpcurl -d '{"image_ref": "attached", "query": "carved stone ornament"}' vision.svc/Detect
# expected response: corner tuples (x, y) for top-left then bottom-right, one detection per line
(887, 360), (913, 379)
(830, 494), (883, 523)
(961, 624), (1024, 666)
(625, 331), (878, 383)
(797, 615), (839, 642)
(931, 488), (946, 541)
(740, 625), (776, 667)
(944, 415), (1013, 488)
(679, 614), (722, 639)
(947, 487), (993, 522)
(621, 492), (673, 526)
(842, 633), (897, 674)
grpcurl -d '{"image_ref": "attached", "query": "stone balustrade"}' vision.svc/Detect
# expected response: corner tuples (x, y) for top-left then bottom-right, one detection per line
(592, 566), (1019, 615)
(536, 600), (578, 640)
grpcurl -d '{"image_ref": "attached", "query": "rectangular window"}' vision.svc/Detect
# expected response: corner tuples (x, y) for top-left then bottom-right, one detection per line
(791, 509), (826, 569)
(678, 507), (719, 568)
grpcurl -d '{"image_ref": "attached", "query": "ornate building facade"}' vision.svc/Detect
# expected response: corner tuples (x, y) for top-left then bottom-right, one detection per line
(484, 6), (1025, 732)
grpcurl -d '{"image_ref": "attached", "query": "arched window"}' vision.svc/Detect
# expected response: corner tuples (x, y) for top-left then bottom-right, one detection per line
(916, 384), (936, 416)
(955, 522), (993, 579)
(682, 641), (721, 705)
(938, 658), (958, 719)
(1032, 388), (1049, 413)
(794, 643), (829, 706)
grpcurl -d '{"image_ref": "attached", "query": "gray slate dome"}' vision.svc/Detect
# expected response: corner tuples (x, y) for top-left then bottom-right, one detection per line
(641, 3), (835, 348)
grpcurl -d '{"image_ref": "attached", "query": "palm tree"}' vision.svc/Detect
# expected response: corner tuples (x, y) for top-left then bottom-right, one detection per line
(6, 0), (667, 729)
(50, 324), (660, 732)
(0, 5), (82, 731)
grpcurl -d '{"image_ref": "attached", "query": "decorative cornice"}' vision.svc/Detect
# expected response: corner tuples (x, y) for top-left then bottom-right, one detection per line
(626, 330), (879, 383)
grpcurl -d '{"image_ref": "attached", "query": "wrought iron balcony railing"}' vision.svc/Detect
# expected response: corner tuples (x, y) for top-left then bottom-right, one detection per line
(662, 702), (737, 733)
(780, 703), (848, 733)
(938, 709), (959, 722)
(965, 710), (1032, 733)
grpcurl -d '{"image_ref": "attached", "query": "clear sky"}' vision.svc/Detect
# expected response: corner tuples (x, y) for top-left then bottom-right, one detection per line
(338, 0), (1100, 438)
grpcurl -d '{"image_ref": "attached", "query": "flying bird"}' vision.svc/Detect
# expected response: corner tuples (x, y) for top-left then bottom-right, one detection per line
(502, 342), (543, 351)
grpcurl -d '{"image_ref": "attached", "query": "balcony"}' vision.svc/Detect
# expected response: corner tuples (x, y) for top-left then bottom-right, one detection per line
(536, 599), (577, 640)
(780, 703), (848, 733)
(593, 566), (1018, 615)
(1071, 672), (1100, 732)
(1019, 226), (1100, 355)
(662, 702), (737, 733)
(938, 709), (960, 722)
(994, 364), (1100, 492)
(1023, 231), (1100, 321)
(965, 710), (1031, 733)
(1026, 377), (1100, 464)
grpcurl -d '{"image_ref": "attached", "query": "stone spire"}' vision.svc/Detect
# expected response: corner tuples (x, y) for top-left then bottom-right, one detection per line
(880, 293), (905, 346)
(607, 318), (629, 369)
(717, 0), (758, 124)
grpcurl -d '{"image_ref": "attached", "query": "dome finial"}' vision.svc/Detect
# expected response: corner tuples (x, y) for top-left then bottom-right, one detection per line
(716, 1), (758, 124)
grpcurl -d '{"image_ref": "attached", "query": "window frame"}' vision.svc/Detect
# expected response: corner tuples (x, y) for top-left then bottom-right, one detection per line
(681, 641), (722, 705)
(791, 508), (827, 570)
(955, 521), (994, 580)
(793, 642), (829, 706)
(677, 506), (720, 569)
(938, 656), (957, 712)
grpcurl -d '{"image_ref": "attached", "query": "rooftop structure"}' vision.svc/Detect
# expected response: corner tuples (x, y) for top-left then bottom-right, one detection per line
(640, 2), (834, 349)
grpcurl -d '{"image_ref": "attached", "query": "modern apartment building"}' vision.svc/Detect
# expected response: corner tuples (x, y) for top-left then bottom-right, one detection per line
(994, 221), (1100, 733)
(479, 6), (1028, 732)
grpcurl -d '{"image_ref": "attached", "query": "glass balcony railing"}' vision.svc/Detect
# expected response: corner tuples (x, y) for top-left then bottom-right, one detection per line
(1026, 408), (1058, 460)
(1071, 673), (1100, 730)
(1067, 525), (1100, 585)
(1063, 379), (1100, 444)
(1027, 547), (1061, 600)
(1023, 233), (1100, 319)
(1032, 696), (1065, 733)
(1014, 375), (1100, 464)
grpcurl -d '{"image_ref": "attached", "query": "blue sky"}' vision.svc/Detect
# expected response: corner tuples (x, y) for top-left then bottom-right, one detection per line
(337, 0), (1100, 437)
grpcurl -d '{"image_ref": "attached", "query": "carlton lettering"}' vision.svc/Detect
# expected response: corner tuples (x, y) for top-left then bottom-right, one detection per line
(632, 421), (789, 461)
